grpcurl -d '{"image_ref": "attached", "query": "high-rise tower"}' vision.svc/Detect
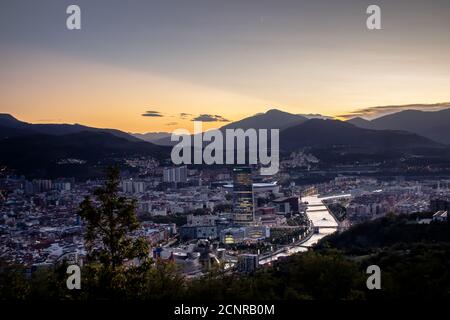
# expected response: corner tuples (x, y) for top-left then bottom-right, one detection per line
(232, 167), (254, 225)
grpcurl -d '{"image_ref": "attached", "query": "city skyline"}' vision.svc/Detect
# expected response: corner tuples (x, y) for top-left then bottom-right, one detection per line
(1, 0), (450, 132)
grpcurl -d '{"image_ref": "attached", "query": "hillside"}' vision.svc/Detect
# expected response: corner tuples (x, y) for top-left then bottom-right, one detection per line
(0, 114), (139, 141)
(0, 131), (170, 178)
(280, 119), (440, 151)
(347, 108), (450, 145)
(316, 213), (450, 253)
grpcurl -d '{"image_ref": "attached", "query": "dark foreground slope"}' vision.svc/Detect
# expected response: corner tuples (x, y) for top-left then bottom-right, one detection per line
(1, 214), (449, 300)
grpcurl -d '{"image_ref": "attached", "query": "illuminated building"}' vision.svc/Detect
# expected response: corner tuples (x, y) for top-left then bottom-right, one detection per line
(219, 226), (270, 244)
(232, 167), (254, 226)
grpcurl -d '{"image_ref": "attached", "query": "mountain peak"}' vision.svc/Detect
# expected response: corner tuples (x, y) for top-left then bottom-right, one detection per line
(0, 113), (20, 122)
(0, 113), (28, 128)
(350, 116), (368, 121)
(347, 116), (371, 127)
(220, 108), (307, 132)
(265, 108), (287, 115)
(303, 118), (354, 128)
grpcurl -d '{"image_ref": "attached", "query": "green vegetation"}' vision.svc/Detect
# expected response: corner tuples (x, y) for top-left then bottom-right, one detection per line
(324, 201), (347, 221)
(225, 242), (272, 254)
(270, 228), (308, 245)
(79, 167), (149, 269)
(316, 213), (450, 254)
(286, 214), (308, 226)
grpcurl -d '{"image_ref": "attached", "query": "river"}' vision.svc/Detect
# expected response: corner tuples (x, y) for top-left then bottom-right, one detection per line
(259, 194), (349, 264)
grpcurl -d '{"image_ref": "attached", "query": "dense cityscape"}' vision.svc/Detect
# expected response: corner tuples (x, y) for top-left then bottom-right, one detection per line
(2, 158), (449, 276)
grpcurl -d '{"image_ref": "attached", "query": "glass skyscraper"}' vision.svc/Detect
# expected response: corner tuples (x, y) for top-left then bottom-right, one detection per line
(232, 167), (254, 226)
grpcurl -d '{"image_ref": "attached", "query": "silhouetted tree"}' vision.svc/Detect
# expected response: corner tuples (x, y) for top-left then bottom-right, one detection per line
(78, 167), (149, 270)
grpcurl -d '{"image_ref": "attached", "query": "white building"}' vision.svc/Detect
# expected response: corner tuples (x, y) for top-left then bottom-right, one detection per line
(122, 180), (145, 194)
(163, 166), (188, 183)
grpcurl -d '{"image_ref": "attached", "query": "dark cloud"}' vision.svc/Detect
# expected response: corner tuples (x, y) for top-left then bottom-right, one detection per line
(339, 102), (450, 120)
(191, 114), (230, 122)
(179, 113), (192, 119)
(142, 110), (163, 117)
(339, 114), (363, 119)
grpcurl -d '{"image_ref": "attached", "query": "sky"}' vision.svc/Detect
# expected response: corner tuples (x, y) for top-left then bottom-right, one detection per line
(0, 0), (449, 133)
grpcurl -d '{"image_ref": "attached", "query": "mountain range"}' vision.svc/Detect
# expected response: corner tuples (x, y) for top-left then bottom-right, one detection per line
(0, 113), (139, 141)
(131, 132), (173, 143)
(347, 108), (450, 145)
(134, 108), (450, 147)
(137, 109), (308, 146)
(0, 131), (169, 178)
(136, 108), (446, 150)
(0, 114), (169, 178)
(0, 108), (449, 177)
(132, 110), (332, 145)
(280, 118), (438, 151)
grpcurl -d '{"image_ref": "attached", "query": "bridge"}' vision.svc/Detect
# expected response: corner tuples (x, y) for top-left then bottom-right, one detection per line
(257, 193), (350, 266)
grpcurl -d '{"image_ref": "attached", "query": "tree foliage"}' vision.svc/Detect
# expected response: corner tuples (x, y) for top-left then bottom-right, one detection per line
(78, 167), (149, 269)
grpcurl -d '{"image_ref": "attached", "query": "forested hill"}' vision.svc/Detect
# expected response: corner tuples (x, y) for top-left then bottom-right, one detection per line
(316, 213), (450, 253)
